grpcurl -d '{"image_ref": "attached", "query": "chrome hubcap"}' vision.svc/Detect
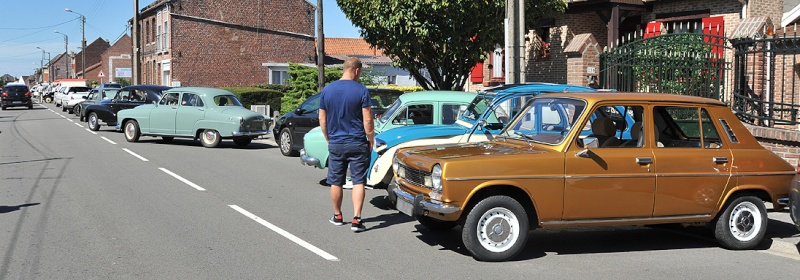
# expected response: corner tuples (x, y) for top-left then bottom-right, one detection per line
(477, 207), (519, 252)
(280, 132), (291, 152)
(125, 123), (134, 138)
(204, 131), (216, 142)
(729, 201), (761, 241)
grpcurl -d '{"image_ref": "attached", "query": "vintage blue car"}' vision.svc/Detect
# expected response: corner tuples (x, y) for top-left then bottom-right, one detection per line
(116, 87), (270, 148)
(369, 83), (599, 187)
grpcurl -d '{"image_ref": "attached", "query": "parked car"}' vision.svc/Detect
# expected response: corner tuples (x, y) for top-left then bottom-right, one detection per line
(52, 79), (88, 106)
(1, 83), (33, 110)
(75, 84), (121, 118)
(300, 90), (478, 169)
(56, 86), (91, 108)
(273, 88), (404, 156)
(61, 89), (92, 113)
(391, 91), (795, 261)
(117, 87), (270, 148)
(366, 83), (597, 188)
(82, 85), (163, 129)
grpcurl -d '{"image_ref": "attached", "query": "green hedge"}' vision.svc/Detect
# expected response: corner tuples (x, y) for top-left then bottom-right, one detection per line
(221, 87), (283, 115)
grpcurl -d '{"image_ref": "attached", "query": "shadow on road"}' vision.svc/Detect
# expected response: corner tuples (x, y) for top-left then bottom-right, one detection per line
(130, 138), (275, 149)
(0, 203), (40, 214)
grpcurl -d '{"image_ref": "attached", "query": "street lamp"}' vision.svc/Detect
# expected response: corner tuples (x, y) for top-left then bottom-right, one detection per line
(65, 8), (85, 79)
(54, 30), (69, 78)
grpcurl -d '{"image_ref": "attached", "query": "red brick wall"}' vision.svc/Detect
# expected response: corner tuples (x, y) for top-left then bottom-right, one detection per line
(139, 0), (315, 87)
(75, 38), (111, 79)
(527, 12), (606, 84)
(100, 35), (133, 84)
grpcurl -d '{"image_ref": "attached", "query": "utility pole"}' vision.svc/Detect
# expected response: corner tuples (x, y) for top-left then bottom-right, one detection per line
(55, 30), (69, 79)
(66, 9), (86, 78)
(505, 0), (525, 84)
(133, 0), (141, 84)
(316, 0), (325, 91)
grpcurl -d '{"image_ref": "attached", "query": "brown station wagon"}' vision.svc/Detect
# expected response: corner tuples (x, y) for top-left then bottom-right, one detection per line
(390, 92), (795, 261)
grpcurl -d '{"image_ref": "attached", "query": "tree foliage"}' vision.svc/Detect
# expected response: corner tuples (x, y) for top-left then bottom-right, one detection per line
(337, 0), (567, 91)
(280, 63), (389, 113)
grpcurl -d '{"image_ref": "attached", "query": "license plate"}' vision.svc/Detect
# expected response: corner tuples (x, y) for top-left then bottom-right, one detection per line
(12, 101), (22, 104)
(396, 198), (414, 216)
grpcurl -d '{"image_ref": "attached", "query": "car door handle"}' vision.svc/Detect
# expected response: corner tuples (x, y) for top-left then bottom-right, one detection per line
(713, 157), (728, 164)
(636, 157), (652, 165)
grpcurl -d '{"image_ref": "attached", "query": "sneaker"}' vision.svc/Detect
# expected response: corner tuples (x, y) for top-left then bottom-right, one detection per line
(351, 217), (366, 232)
(329, 213), (344, 226)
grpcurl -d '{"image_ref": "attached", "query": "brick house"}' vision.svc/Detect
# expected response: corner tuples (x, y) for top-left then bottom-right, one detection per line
(466, 0), (783, 90)
(80, 35), (134, 84)
(137, 0), (316, 88)
(49, 52), (72, 81)
(74, 38), (111, 80)
(323, 38), (418, 86)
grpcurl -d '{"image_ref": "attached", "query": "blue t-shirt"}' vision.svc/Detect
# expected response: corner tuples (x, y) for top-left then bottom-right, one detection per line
(319, 80), (371, 144)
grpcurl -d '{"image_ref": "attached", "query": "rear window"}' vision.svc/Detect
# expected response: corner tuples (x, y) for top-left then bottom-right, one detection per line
(69, 87), (91, 93)
(4, 85), (29, 94)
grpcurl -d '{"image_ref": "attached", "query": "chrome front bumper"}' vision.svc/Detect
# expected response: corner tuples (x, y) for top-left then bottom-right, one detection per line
(232, 130), (268, 137)
(300, 149), (320, 167)
(389, 181), (460, 217)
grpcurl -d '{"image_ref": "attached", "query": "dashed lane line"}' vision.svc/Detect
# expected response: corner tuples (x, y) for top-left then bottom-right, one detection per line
(229, 205), (339, 261)
(85, 129), (97, 135)
(101, 137), (117, 145)
(122, 148), (149, 161)
(158, 168), (205, 191)
(74, 123), (83, 128)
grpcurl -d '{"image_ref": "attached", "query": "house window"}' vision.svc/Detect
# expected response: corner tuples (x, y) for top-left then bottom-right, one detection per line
(387, 75), (397, 85)
(271, 70), (289, 85)
(157, 25), (162, 52)
(163, 21), (169, 50)
(491, 46), (503, 79)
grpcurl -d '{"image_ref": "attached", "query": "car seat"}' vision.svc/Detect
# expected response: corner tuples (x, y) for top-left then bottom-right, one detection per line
(589, 117), (621, 147)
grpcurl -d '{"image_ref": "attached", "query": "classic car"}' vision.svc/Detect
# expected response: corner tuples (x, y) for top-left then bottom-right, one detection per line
(369, 83), (597, 188)
(55, 85), (91, 107)
(273, 88), (404, 156)
(75, 83), (123, 118)
(391, 92), (795, 261)
(61, 90), (91, 113)
(84, 85), (171, 130)
(117, 87), (270, 148)
(300, 90), (478, 169)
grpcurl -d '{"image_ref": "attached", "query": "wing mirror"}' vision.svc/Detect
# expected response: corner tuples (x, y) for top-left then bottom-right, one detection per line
(295, 108), (305, 115)
(577, 137), (599, 158)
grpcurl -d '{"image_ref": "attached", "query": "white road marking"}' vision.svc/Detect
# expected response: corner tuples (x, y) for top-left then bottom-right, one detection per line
(67, 119), (74, 123)
(122, 148), (149, 161)
(74, 123), (84, 128)
(229, 205), (339, 261)
(158, 168), (206, 191)
(85, 129), (97, 135)
(60, 115), (66, 118)
(101, 137), (117, 145)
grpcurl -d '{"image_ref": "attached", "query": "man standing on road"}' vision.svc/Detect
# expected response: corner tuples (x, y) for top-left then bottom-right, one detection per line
(319, 57), (373, 232)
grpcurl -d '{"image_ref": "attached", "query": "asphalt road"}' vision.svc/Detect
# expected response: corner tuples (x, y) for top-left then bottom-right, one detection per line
(1, 102), (799, 279)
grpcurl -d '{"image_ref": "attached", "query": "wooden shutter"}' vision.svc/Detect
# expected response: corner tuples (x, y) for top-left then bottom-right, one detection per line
(471, 62), (484, 83)
(702, 16), (725, 58)
(644, 21), (662, 39)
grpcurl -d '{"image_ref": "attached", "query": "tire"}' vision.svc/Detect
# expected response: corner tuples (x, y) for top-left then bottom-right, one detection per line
(278, 127), (298, 156)
(88, 112), (100, 131)
(45, 97), (52, 103)
(1, 106), (5, 110)
(462, 195), (529, 262)
(713, 195), (767, 250)
(123, 120), (141, 142)
(61, 105), (66, 112)
(73, 106), (81, 116)
(200, 129), (221, 148)
(161, 136), (174, 143)
(417, 216), (458, 231)
(233, 138), (252, 146)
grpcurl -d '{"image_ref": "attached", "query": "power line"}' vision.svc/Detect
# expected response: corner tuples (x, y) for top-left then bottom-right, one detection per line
(0, 18), (78, 30)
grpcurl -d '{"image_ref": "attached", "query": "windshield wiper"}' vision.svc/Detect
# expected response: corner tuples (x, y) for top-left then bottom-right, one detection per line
(514, 132), (534, 146)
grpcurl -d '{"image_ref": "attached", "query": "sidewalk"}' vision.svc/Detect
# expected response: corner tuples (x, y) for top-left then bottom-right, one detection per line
(765, 204), (800, 258)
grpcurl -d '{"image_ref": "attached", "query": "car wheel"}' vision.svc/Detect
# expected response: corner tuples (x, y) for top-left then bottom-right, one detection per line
(713, 195), (767, 250)
(88, 112), (100, 131)
(200, 129), (221, 148)
(45, 97), (52, 103)
(417, 216), (458, 231)
(1, 106), (5, 110)
(161, 136), (174, 143)
(73, 106), (81, 116)
(279, 127), (298, 156)
(462, 195), (529, 262)
(124, 120), (141, 142)
(61, 105), (66, 112)
(28, 105), (33, 109)
(233, 138), (252, 146)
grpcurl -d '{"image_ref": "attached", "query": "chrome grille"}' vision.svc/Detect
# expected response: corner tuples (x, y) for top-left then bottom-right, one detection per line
(398, 163), (431, 188)
(243, 118), (265, 131)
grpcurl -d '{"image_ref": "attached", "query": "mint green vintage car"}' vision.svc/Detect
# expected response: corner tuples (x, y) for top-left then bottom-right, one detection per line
(301, 90), (477, 168)
(117, 87), (270, 148)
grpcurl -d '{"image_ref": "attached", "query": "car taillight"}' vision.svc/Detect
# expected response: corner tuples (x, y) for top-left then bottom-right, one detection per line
(1, 92), (7, 97)
(25, 91), (31, 97)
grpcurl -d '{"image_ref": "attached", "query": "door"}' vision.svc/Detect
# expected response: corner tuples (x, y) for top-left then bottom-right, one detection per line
(175, 92), (205, 136)
(650, 106), (732, 216)
(563, 105), (655, 220)
(149, 92), (179, 134)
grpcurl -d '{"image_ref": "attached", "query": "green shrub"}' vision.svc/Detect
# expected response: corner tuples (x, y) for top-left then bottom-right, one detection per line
(221, 86), (283, 115)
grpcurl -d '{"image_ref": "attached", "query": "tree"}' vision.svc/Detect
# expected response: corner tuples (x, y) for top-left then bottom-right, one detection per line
(337, 0), (567, 90)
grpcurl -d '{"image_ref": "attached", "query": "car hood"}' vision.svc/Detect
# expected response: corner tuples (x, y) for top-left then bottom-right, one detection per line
(377, 124), (470, 149)
(400, 141), (548, 162)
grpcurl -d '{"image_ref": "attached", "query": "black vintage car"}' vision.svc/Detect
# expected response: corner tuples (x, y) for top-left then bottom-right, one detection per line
(272, 88), (403, 156)
(83, 85), (171, 131)
(76, 83), (122, 119)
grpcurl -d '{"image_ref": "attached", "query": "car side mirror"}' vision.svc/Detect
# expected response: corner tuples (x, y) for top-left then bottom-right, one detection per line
(584, 137), (599, 149)
(82, 96), (88, 99)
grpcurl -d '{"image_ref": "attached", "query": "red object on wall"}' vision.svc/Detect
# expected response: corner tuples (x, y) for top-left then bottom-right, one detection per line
(644, 21), (662, 39)
(471, 62), (484, 83)
(702, 16), (725, 58)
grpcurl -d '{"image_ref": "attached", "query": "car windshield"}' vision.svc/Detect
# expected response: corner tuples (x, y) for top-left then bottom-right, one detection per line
(498, 97), (587, 145)
(369, 91), (402, 112)
(458, 94), (495, 122)
(213, 95), (243, 107)
(378, 99), (402, 123)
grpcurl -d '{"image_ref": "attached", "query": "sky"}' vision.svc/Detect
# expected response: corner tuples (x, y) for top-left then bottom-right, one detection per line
(0, 0), (360, 78)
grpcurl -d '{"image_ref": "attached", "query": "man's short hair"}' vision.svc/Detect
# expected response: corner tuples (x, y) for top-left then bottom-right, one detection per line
(343, 58), (363, 71)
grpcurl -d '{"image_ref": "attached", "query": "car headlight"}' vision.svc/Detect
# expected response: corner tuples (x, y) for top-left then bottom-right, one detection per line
(374, 138), (387, 152)
(431, 164), (442, 192)
(392, 157), (400, 174)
